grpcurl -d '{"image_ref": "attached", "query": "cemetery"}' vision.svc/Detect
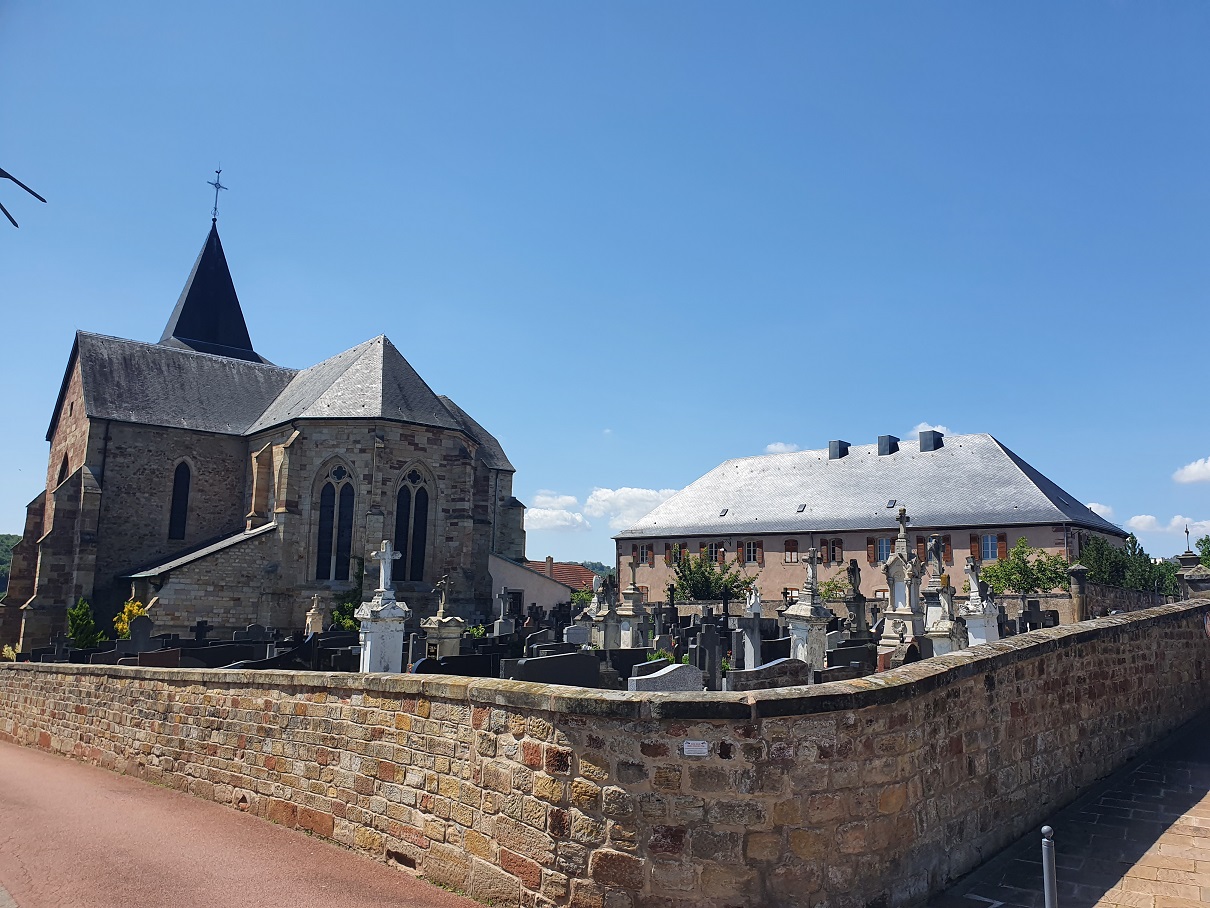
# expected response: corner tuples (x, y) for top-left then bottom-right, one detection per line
(15, 514), (1210, 703)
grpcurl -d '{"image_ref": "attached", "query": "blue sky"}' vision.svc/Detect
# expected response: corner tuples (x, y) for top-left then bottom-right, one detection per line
(2, 2), (1208, 564)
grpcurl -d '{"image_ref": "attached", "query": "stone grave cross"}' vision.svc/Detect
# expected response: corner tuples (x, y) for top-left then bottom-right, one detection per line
(190, 619), (212, 642)
(371, 540), (402, 592)
(894, 506), (911, 559)
(434, 574), (450, 618)
(51, 632), (70, 661)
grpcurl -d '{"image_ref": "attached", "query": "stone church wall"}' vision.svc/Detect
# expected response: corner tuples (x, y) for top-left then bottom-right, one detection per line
(43, 359), (92, 534)
(264, 421), (495, 618)
(2, 601), (1208, 908)
(93, 423), (249, 602)
(146, 524), (298, 634)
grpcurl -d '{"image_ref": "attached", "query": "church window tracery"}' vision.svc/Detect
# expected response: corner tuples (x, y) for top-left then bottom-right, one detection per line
(395, 468), (431, 582)
(168, 462), (191, 540)
(315, 463), (356, 581)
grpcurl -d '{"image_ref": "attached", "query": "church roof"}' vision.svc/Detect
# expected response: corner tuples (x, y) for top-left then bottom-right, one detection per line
(50, 332), (297, 439)
(158, 221), (268, 363)
(437, 395), (514, 472)
(616, 433), (1127, 539)
(246, 335), (467, 435)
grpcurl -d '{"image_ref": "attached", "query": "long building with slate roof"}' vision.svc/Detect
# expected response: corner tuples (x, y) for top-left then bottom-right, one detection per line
(2, 220), (526, 648)
(614, 431), (1127, 605)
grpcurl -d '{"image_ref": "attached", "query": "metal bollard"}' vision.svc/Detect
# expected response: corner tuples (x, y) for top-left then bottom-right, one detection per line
(1041, 825), (1058, 908)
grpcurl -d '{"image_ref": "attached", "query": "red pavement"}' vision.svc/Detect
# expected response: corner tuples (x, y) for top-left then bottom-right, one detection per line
(0, 740), (481, 908)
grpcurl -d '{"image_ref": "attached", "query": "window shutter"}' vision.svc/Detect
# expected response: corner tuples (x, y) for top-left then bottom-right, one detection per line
(997, 533), (1008, 560)
(632, 543), (639, 564)
(943, 535), (953, 565)
(664, 543), (672, 566)
(699, 541), (707, 559)
(915, 535), (926, 563)
(757, 539), (764, 567)
(834, 539), (844, 563)
(866, 537), (876, 565)
(970, 534), (980, 560)
(735, 539), (745, 563)
(718, 544), (726, 565)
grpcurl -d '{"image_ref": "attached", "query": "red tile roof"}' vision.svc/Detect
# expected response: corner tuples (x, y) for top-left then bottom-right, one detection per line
(524, 560), (598, 590)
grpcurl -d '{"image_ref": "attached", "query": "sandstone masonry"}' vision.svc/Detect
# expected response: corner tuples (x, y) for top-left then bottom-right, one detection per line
(2, 601), (1208, 908)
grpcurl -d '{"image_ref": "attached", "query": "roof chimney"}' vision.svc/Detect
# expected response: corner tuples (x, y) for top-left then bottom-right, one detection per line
(919, 430), (944, 452)
(828, 440), (850, 460)
(878, 435), (900, 455)
(545, 556), (554, 578)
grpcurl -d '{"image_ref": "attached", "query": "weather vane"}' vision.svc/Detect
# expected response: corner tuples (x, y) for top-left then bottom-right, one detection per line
(207, 168), (227, 221)
(0, 166), (47, 229)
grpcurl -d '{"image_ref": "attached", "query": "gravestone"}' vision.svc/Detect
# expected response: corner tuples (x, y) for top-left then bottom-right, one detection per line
(723, 657), (813, 692)
(500, 651), (600, 688)
(631, 658), (669, 678)
(233, 623), (268, 642)
(628, 663), (705, 692)
(190, 620), (212, 643)
(563, 624), (589, 647)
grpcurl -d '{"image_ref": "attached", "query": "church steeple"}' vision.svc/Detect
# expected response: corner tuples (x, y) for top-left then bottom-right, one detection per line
(159, 220), (267, 363)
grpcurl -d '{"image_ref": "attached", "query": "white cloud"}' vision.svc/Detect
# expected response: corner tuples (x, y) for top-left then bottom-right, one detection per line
(765, 442), (799, 454)
(602, 428), (613, 436)
(1126, 514), (1210, 536)
(1126, 515), (1159, 532)
(1173, 457), (1210, 484)
(1086, 502), (1115, 520)
(524, 508), (591, 532)
(583, 486), (679, 531)
(532, 490), (579, 510)
(909, 422), (950, 438)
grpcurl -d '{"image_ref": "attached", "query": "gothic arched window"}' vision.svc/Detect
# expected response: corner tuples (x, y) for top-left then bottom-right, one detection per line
(315, 464), (356, 581)
(168, 462), (191, 540)
(394, 468), (431, 582)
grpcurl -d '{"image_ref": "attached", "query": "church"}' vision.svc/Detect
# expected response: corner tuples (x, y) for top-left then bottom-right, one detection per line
(1, 220), (526, 649)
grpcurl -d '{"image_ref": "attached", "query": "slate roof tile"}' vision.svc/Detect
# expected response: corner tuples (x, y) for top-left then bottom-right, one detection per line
(616, 433), (1125, 539)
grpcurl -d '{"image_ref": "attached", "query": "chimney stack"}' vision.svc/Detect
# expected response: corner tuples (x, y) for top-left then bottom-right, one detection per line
(545, 556), (554, 578)
(919, 430), (944, 452)
(828, 440), (850, 460)
(878, 435), (900, 456)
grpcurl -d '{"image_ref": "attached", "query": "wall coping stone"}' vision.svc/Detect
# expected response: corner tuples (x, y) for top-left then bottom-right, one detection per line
(6, 600), (1207, 721)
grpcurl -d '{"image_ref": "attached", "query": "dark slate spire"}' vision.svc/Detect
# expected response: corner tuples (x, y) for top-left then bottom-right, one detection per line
(159, 220), (267, 363)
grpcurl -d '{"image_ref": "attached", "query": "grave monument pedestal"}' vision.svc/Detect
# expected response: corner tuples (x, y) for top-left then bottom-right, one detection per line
(356, 541), (412, 673)
(420, 574), (466, 659)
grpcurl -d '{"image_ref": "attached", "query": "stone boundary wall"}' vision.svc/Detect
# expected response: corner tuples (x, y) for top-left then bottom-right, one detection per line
(2, 601), (1208, 908)
(1085, 581), (1172, 616)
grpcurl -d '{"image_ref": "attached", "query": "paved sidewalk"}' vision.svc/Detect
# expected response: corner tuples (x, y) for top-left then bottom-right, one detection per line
(929, 710), (1210, 908)
(0, 740), (480, 908)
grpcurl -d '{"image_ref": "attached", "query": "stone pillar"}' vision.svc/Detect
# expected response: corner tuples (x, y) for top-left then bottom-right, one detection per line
(305, 595), (327, 636)
(1068, 564), (1089, 621)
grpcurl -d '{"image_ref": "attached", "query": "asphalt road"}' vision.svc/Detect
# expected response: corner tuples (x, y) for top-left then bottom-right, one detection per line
(0, 740), (481, 908)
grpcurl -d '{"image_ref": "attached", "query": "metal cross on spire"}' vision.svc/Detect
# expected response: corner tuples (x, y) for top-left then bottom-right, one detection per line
(207, 168), (227, 221)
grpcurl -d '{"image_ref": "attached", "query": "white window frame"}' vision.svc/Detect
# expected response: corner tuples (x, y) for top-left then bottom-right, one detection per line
(876, 537), (892, 562)
(982, 534), (998, 561)
(784, 542), (799, 564)
(744, 541), (758, 563)
(637, 544), (650, 564)
(706, 542), (719, 561)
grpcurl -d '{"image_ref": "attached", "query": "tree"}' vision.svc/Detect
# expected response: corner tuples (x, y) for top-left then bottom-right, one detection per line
(67, 597), (104, 648)
(671, 548), (752, 602)
(329, 558), (365, 632)
(977, 537), (1070, 598)
(113, 600), (148, 639)
(0, 533), (19, 596)
(571, 587), (594, 609)
(1077, 533), (1177, 596)
(1196, 535), (1210, 569)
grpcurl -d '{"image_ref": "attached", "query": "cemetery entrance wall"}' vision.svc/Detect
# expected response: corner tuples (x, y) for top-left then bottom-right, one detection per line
(2, 601), (1208, 908)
